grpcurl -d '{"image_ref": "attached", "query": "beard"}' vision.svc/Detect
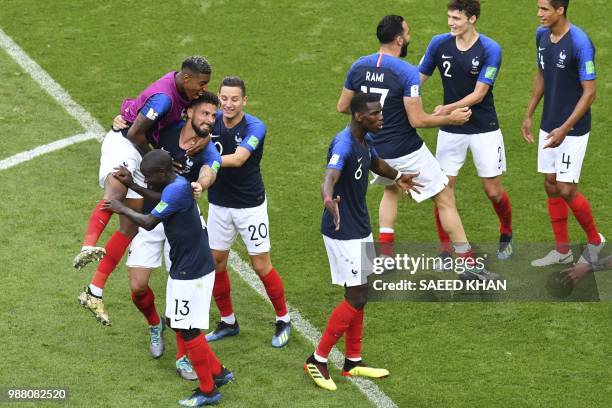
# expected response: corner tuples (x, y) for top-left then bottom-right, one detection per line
(191, 120), (210, 138)
(399, 41), (409, 58)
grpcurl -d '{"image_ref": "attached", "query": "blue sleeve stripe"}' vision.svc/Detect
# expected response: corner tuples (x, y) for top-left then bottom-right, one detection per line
(571, 26), (596, 81)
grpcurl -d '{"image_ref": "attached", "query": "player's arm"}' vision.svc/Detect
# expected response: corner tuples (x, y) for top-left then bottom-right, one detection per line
(321, 168), (342, 231)
(127, 93), (172, 154)
(404, 96), (471, 128)
(221, 146), (251, 167)
(370, 157), (422, 193)
(544, 79), (596, 149)
(437, 82), (491, 114)
(102, 199), (161, 231)
(337, 88), (355, 114)
(419, 73), (430, 85)
(112, 165), (161, 202)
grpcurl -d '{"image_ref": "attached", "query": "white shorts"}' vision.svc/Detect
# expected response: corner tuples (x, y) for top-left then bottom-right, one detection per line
(165, 272), (215, 330)
(371, 143), (448, 202)
(436, 129), (507, 178)
(207, 200), (270, 255)
(126, 224), (171, 272)
(322, 234), (375, 287)
(99, 129), (146, 199)
(538, 130), (589, 183)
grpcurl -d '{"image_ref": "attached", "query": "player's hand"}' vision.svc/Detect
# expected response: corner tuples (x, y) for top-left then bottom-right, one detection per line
(111, 115), (129, 131)
(432, 105), (449, 116)
(521, 116), (534, 144)
(543, 127), (568, 149)
(448, 107), (471, 125)
(191, 182), (203, 199)
(172, 160), (183, 173)
(561, 263), (593, 285)
(102, 199), (124, 214)
(112, 165), (133, 187)
(324, 195), (341, 231)
(396, 172), (423, 194)
(186, 137), (208, 157)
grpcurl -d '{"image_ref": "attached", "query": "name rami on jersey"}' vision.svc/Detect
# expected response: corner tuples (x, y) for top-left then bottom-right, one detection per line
(365, 71), (384, 82)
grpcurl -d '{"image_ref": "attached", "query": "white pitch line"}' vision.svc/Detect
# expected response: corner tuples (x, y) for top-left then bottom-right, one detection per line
(0, 27), (104, 137)
(0, 27), (398, 408)
(228, 252), (398, 408)
(0, 132), (98, 171)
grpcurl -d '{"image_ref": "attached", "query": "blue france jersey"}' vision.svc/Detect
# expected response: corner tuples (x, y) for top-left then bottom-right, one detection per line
(151, 176), (215, 280)
(321, 128), (378, 240)
(419, 33), (502, 134)
(536, 25), (596, 136)
(157, 121), (221, 182)
(208, 111), (266, 208)
(344, 53), (423, 159)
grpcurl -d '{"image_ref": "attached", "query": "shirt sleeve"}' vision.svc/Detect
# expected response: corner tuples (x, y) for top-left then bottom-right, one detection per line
(402, 65), (421, 98)
(478, 39), (502, 86)
(200, 141), (222, 173)
(151, 181), (191, 219)
(419, 36), (443, 77)
(343, 60), (361, 91)
(326, 138), (351, 171)
(239, 118), (266, 153)
(535, 27), (547, 70)
(140, 93), (172, 122)
(573, 31), (596, 81)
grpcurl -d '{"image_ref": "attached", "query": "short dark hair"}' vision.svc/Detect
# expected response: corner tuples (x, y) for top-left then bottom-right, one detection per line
(447, 0), (481, 19)
(549, 0), (569, 15)
(351, 92), (381, 117)
(376, 15), (405, 44)
(181, 55), (212, 75)
(190, 91), (219, 108)
(141, 149), (173, 173)
(219, 76), (247, 96)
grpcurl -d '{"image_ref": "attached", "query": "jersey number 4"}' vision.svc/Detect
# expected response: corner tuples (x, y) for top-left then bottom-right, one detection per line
(360, 86), (389, 106)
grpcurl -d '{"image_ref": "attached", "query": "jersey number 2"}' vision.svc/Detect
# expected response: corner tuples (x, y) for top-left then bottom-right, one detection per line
(442, 61), (452, 78)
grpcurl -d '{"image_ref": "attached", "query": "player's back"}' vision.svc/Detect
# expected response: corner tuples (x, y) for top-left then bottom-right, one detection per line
(156, 176), (215, 280)
(419, 33), (502, 134)
(536, 24), (596, 136)
(208, 111), (266, 208)
(321, 129), (377, 240)
(344, 53), (423, 159)
(120, 72), (190, 146)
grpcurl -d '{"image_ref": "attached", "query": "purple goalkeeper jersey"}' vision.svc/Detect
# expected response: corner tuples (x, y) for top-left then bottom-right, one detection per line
(119, 71), (190, 146)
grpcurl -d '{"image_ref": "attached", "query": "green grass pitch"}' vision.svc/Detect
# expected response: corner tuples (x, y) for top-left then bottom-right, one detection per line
(0, 0), (610, 406)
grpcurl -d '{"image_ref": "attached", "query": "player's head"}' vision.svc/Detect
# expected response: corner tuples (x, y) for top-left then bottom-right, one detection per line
(351, 93), (383, 133)
(447, 0), (480, 36)
(218, 76), (248, 121)
(377, 15), (410, 58)
(188, 91), (219, 138)
(180, 55), (212, 101)
(538, 0), (569, 26)
(140, 150), (174, 189)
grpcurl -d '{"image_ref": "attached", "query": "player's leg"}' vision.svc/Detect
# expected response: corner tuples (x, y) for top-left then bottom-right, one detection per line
(378, 184), (400, 257)
(250, 252), (291, 347)
(78, 198), (141, 325)
(74, 129), (141, 269)
(341, 284), (389, 379)
(470, 130), (513, 259)
(433, 130), (469, 257)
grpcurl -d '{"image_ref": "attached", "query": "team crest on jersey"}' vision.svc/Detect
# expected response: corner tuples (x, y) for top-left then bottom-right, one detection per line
(234, 132), (242, 145)
(181, 156), (194, 175)
(557, 50), (567, 69)
(470, 57), (480, 75)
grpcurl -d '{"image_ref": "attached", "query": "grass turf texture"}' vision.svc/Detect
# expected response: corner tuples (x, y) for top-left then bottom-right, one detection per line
(1, 0), (610, 406)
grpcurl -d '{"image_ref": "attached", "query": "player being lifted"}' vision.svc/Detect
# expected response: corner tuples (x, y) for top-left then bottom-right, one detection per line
(75, 56), (212, 326)
(419, 0), (513, 260)
(104, 150), (233, 407)
(304, 93), (422, 391)
(205, 76), (291, 348)
(338, 15), (493, 279)
(521, 0), (604, 266)
(112, 92), (221, 380)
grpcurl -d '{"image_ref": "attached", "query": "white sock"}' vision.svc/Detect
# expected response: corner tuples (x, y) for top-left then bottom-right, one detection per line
(379, 227), (394, 234)
(347, 357), (362, 362)
(88, 284), (103, 298)
(313, 352), (327, 363)
(275, 313), (290, 323)
(221, 314), (236, 325)
(453, 243), (471, 254)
